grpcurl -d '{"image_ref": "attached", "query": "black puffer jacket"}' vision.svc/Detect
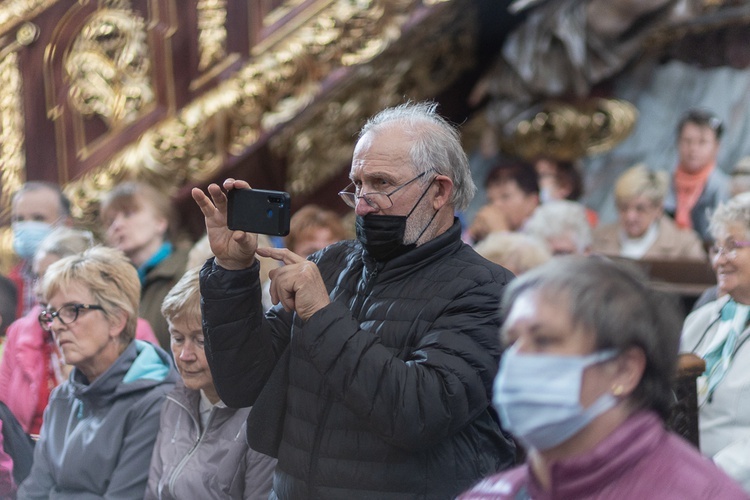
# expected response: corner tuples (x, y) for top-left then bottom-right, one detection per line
(200, 220), (516, 499)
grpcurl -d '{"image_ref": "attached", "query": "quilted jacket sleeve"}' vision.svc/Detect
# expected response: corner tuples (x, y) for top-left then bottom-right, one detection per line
(200, 258), (293, 408)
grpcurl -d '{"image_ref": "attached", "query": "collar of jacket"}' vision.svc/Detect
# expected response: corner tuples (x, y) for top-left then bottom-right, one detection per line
(361, 218), (463, 280)
(69, 340), (177, 405)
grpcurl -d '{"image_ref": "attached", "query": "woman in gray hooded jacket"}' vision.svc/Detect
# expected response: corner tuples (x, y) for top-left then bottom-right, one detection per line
(18, 246), (178, 499)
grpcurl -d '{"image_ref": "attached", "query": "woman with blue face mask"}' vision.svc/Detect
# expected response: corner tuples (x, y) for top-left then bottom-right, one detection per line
(459, 257), (747, 499)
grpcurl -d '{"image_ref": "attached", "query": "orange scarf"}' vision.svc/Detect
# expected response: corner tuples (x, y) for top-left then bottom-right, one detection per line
(673, 162), (714, 230)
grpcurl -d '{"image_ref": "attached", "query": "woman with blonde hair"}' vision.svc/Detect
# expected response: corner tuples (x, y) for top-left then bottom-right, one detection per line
(592, 164), (706, 260)
(18, 246), (177, 498)
(0, 228), (158, 440)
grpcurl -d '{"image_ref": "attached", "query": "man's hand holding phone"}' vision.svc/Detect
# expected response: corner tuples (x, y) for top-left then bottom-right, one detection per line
(256, 246), (330, 321)
(191, 178), (259, 270)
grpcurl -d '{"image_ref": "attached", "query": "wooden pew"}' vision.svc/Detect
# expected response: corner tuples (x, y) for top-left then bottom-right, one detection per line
(606, 256), (716, 316)
(668, 353), (706, 448)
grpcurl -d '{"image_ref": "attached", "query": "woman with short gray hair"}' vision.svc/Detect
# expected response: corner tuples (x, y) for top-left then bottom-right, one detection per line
(18, 246), (177, 498)
(461, 257), (745, 498)
(681, 192), (750, 492)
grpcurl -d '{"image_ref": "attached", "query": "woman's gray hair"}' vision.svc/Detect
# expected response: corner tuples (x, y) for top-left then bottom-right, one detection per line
(709, 192), (750, 239)
(500, 256), (681, 421)
(474, 231), (550, 275)
(524, 200), (592, 253)
(35, 227), (95, 262)
(359, 101), (476, 211)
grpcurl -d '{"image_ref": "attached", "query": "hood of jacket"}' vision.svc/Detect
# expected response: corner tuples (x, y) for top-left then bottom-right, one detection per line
(70, 340), (177, 407)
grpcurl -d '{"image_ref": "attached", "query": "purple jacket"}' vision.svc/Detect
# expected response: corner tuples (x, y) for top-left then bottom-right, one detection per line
(459, 411), (748, 499)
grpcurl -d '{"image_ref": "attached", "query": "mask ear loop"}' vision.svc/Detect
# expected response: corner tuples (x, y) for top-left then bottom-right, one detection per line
(407, 178), (440, 244)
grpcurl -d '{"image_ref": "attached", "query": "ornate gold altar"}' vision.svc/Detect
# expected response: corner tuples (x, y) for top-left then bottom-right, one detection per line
(0, 0), (480, 273)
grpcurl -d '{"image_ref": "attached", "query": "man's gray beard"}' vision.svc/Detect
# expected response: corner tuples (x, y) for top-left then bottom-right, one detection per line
(403, 201), (435, 246)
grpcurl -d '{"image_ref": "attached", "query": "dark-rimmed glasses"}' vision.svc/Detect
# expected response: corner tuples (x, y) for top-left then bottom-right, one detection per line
(709, 240), (750, 260)
(338, 172), (427, 210)
(38, 304), (104, 331)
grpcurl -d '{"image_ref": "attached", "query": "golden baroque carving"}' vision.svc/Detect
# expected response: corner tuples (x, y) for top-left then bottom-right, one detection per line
(270, 0), (476, 195)
(65, 7), (155, 127)
(64, 82), (238, 226)
(497, 98), (639, 162)
(0, 0), (56, 37)
(0, 51), (26, 273)
(197, 0), (228, 72)
(62, 0), (473, 225)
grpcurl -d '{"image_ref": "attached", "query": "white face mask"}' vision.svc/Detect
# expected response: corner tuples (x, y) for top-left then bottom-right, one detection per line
(12, 220), (53, 260)
(492, 347), (618, 451)
(539, 187), (553, 204)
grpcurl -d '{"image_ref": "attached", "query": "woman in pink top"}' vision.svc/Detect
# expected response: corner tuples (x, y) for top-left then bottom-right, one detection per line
(0, 228), (158, 436)
(460, 257), (747, 499)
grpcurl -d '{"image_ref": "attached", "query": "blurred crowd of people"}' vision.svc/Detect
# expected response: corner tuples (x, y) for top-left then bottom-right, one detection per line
(0, 102), (748, 499)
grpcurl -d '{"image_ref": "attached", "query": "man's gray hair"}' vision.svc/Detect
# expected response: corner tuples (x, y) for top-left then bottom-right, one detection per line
(360, 101), (476, 211)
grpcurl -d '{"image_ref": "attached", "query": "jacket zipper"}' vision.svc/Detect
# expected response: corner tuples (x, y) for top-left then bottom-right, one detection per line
(167, 396), (213, 495)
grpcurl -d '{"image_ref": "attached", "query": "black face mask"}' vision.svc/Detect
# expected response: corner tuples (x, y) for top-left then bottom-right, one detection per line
(355, 179), (436, 261)
(355, 214), (414, 261)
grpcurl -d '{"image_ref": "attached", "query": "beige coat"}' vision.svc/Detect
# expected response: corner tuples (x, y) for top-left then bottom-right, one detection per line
(592, 216), (706, 260)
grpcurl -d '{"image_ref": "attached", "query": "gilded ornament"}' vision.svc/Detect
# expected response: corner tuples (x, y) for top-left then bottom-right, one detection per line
(16, 22), (39, 46)
(197, 0), (227, 72)
(58, 0), (474, 230)
(0, 1), (55, 37)
(0, 51), (25, 274)
(498, 98), (639, 161)
(65, 7), (155, 127)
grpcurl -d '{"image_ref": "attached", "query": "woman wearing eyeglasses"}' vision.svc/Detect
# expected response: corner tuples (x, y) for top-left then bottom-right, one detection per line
(591, 164), (707, 261)
(17, 246), (177, 499)
(681, 192), (750, 493)
(0, 228), (158, 442)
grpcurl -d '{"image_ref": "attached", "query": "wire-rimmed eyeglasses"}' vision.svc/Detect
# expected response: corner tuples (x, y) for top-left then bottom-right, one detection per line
(709, 240), (750, 260)
(38, 304), (105, 331)
(338, 172), (427, 210)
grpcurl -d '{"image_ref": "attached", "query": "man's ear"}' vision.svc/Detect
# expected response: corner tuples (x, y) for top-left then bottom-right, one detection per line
(432, 175), (454, 210)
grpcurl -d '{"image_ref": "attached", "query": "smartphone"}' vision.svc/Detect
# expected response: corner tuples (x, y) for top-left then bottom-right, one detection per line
(227, 188), (291, 236)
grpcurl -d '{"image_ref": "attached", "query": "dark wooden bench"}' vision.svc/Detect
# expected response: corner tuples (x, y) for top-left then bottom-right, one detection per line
(668, 353), (705, 448)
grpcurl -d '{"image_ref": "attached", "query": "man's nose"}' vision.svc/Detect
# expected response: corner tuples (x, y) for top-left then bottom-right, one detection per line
(355, 197), (378, 217)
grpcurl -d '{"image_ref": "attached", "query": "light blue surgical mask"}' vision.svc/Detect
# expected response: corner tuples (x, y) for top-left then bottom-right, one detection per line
(12, 220), (53, 260)
(492, 347), (618, 451)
